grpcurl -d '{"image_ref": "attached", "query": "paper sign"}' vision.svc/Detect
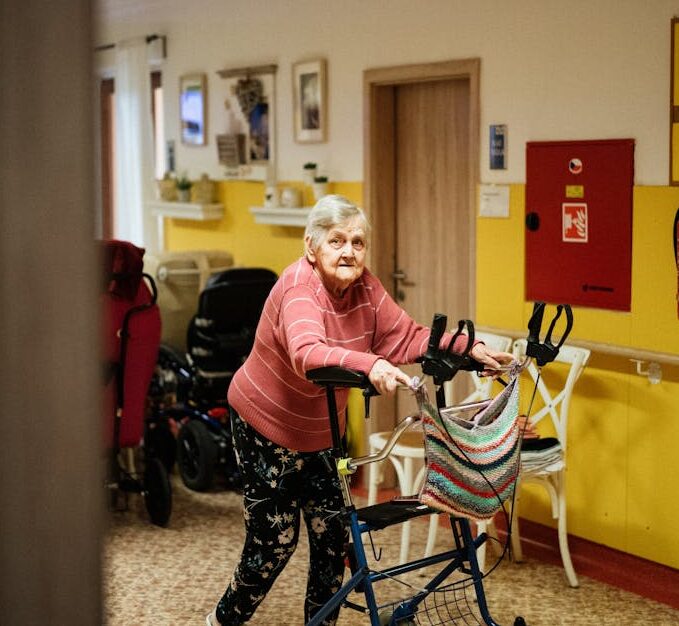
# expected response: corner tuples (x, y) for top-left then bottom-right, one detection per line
(479, 184), (510, 218)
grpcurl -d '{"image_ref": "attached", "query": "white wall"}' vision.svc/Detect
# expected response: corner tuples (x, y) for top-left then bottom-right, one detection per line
(95, 0), (674, 185)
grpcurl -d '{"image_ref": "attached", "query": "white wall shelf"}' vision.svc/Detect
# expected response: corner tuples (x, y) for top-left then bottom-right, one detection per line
(147, 201), (224, 252)
(148, 201), (224, 221)
(249, 206), (311, 227)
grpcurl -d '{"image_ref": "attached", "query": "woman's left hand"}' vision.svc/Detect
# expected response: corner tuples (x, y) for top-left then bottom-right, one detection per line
(469, 343), (514, 377)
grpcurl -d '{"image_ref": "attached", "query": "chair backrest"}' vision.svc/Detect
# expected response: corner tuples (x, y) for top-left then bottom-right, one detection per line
(444, 331), (514, 405)
(512, 339), (590, 451)
(187, 267), (277, 372)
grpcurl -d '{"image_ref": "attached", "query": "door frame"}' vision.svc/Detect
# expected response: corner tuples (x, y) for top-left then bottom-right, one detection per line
(362, 59), (480, 438)
(363, 58), (480, 312)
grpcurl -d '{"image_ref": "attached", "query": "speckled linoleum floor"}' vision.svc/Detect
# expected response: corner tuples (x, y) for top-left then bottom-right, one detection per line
(104, 477), (679, 625)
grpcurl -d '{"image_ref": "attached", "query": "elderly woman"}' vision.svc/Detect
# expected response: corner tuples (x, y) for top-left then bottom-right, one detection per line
(207, 195), (512, 626)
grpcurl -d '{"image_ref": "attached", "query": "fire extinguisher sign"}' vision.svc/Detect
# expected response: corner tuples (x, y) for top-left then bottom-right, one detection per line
(562, 202), (588, 243)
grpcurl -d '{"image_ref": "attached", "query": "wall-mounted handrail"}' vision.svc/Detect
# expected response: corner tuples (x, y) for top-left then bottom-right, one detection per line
(155, 265), (233, 282)
(476, 325), (679, 367)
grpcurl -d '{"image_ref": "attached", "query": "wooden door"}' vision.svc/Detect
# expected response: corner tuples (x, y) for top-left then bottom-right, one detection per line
(364, 59), (480, 434)
(393, 78), (473, 416)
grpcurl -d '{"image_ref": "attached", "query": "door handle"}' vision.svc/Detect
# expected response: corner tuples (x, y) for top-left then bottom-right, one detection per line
(392, 269), (416, 287)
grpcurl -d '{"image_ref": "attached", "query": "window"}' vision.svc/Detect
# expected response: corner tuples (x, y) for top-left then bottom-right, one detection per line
(99, 70), (163, 238)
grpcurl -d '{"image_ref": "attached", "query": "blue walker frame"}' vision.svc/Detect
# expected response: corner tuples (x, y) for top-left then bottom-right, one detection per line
(305, 305), (572, 626)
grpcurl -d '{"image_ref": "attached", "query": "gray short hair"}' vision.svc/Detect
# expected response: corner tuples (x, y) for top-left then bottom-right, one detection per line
(304, 194), (370, 249)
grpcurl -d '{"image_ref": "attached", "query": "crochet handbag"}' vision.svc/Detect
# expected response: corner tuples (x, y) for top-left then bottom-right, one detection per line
(417, 366), (522, 521)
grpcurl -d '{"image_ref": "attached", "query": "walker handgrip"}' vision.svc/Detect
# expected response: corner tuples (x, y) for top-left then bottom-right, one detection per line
(527, 301), (545, 345)
(306, 366), (371, 389)
(525, 302), (574, 366)
(428, 313), (448, 354)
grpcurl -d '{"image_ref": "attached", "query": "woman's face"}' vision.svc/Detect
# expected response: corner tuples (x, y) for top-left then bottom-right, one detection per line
(306, 217), (367, 297)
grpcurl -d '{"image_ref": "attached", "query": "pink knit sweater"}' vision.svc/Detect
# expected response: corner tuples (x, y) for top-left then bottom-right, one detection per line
(227, 257), (470, 451)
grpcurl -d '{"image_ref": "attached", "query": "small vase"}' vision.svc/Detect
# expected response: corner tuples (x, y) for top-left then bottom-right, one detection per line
(157, 175), (177, 201)
(177, 189), (191, 202)
(192, 174), (215, 204)
(264, 185), (280, 208)
(303, 167), (317, 185)
(312, 182), (328, 202)
(280, 187), (302, 208)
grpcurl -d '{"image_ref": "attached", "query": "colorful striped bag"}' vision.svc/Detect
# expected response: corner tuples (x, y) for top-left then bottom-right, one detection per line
(417, 366), (522, 521)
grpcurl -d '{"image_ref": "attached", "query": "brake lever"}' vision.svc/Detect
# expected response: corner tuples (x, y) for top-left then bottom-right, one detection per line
(448, 319), (485, 373)
(446, 319), (473, 358)
(362, 384), (378, 419)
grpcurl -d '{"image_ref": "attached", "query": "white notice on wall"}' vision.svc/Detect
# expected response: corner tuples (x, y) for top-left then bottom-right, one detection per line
(478, 184), (510, 218)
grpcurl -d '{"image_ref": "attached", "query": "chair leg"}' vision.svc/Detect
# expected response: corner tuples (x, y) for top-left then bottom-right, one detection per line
(367, 444), (381, 506)
(509, 500), (524, 562)
(557, 478), (579, 588)
(476, 520), (488, 571)
(398, 457), (414, 564)
(424, 513), (438, 557)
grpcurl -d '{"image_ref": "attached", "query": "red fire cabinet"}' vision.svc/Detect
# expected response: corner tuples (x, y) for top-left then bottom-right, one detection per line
(525, 139), (634, 311)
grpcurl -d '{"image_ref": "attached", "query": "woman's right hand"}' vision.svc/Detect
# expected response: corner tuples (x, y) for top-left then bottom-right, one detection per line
(369, 359), (412, 395)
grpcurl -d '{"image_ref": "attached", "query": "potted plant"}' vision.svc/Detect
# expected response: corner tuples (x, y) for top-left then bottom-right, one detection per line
(175, 173), (192, 202)
(312, 175), (329, 201)
(303, 162), (317, 185)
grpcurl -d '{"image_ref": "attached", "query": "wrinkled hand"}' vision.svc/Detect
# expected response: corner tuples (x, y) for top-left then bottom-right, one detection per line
(470, 343), (515, 377)
(368, 359), (412, 395)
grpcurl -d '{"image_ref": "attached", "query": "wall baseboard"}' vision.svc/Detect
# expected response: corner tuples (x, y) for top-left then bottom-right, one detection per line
(492, 516), (679, 610)
(355, 484), (679, 609)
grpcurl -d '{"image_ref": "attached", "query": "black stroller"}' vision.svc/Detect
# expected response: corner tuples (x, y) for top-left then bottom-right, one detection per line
(102, 239), (172, 526)
(148, 267), (277, 491)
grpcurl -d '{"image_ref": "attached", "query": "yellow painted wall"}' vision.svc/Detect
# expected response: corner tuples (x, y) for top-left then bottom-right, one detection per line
(165, 180), (363, 273)
(166, 179), (679, 569)
(477, 185), (679, 569)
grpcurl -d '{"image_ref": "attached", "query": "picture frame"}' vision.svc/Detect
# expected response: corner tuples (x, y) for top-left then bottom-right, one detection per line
(292, 59), (327, 143)
(180, 73), (207, 146)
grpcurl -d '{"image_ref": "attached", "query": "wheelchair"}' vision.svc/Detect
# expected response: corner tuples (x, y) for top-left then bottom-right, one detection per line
(147, 267), (277, 491)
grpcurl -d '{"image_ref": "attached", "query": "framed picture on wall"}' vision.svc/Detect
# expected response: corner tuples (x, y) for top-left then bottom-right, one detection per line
(180, 73), (207, 146)
(293, 59), (326, 143)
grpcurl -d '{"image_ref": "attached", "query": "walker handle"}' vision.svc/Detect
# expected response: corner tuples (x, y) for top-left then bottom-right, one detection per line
(526, 301), (574, 366)
(306, 366), (379, 418)
(306, 366), (371, 388)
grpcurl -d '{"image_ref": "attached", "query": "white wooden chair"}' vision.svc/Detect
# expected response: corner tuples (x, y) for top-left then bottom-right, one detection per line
(477, 338), (590, 587)
(366, 331), (513, 564)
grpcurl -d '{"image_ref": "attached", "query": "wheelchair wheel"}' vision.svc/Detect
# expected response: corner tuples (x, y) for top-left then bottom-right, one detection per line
(143, 457), (172, 526)
(177, 419), (217, 491)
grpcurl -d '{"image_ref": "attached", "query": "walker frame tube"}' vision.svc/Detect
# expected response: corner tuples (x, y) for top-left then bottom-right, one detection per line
(306, 373), (500, 626)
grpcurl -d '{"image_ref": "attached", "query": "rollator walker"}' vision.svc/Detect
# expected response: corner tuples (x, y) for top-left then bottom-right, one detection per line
(305, 304), (573, 626)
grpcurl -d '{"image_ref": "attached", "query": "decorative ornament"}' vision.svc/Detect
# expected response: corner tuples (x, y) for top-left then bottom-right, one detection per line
(235, 77), (263, 118)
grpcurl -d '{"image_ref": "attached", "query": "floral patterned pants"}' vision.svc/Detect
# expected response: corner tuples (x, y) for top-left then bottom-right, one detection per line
(216, 410), (348, 625)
